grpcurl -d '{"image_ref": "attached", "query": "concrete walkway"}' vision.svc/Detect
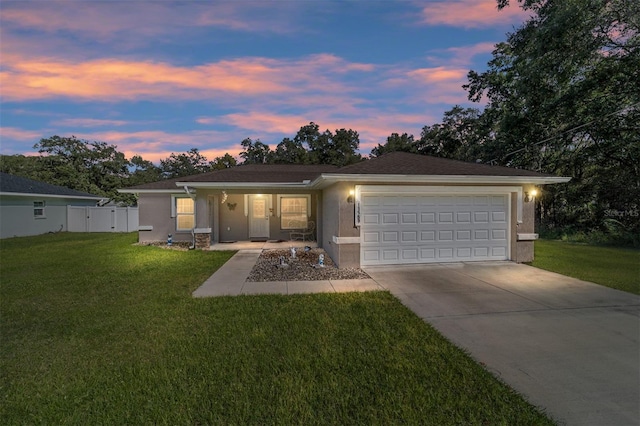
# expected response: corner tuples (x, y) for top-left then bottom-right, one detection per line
(365, 262), (640, 426)
(192, 249), (384, 297)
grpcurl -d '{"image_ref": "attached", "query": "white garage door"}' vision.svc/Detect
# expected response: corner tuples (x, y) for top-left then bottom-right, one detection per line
(360, 192), (510, 265)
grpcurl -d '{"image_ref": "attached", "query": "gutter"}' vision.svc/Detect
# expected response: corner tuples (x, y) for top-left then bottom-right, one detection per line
(310, 174), (571, 189)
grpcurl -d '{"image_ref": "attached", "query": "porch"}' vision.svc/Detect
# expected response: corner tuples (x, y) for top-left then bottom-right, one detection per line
(209, 240), (319, 251)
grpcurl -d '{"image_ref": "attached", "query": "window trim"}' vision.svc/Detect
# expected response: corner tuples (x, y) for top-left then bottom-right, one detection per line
(33, 200), (46, 219)
(277, 194), (311, 230)
(171, 194), (195, 231)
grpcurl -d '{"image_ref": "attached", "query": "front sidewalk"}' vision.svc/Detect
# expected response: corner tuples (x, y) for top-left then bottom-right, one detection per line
(192, 249), (384, 297)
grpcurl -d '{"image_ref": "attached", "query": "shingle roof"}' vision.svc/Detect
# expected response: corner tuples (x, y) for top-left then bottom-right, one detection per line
(0, 173), (103, 198)
(125, 164), (339, 190)
(121, 152), (559, 191)
(334, 152), (555, 177)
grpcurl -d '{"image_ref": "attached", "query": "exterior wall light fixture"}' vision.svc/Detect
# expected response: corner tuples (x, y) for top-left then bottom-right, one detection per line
(524, 189), (538, 203)
(347, 189), (355, 203)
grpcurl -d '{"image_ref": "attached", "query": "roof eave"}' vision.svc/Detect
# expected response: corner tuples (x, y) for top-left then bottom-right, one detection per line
(0, 191), (105, 200)
(118, 188), (178, 194)
(174, 181), (312, 189)
(311, 174), (571, 188)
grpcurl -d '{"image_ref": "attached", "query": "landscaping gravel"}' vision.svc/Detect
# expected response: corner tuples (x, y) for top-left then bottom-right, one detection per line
(247, 248), (370, 282)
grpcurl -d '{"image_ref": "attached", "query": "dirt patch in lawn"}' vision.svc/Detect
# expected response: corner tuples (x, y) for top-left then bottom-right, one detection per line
(247, 248), (370, 282)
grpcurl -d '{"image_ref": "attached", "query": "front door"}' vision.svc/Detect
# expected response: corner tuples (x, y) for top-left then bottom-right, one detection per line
(249, 195), (269, 239)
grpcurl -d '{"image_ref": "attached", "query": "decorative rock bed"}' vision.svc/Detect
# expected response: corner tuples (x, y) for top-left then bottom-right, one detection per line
(247, 248), (370, 282)
(136, 241), (193, 251)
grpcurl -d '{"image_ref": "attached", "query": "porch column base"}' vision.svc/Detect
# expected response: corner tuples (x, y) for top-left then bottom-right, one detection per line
(194, 230), (211, 249)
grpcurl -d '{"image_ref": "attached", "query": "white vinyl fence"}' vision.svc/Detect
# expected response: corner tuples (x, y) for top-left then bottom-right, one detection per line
(67, 206), (138, 233)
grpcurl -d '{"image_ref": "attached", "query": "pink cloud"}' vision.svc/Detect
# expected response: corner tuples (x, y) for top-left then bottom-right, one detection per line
(0, 2), (299, 41)
(0, 127), (44, 141)
(0, 54), (374, 103)
(56, 118), (129, 128)
(408, 67), (468, 83)
(420, 0), (530, 28)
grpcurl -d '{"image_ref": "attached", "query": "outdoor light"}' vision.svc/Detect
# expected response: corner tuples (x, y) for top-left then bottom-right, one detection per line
(347, 189), (355, 203)
(524, 189), (538, 203)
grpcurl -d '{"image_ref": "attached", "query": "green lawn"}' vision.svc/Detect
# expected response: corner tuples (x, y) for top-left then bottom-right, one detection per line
(1, 233), (553, 425)
(532, 239), (640, 295)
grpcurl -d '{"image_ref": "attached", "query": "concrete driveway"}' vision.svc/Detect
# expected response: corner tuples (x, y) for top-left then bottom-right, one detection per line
(364, 262), (640, 426)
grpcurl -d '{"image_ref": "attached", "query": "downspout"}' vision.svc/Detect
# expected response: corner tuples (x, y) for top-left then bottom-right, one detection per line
(184, 186), (196, 250)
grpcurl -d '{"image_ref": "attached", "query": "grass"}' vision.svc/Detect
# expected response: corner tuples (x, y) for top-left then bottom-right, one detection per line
(532, 239), (640, 295)
(1, 233), (554, 425)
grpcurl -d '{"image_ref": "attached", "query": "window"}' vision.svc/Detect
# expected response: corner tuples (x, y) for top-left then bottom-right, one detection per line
(279, 195), (309, 229)
(33, 201), (45, 218)
(173, 196), (195, 231)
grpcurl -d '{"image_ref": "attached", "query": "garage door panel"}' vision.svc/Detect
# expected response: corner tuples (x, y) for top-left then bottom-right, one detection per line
(402, 231), (417, 242)
(421, 231), (435, 241)
(363, 231), (379, 243)
(362, 195), (381, 207)
(421, 213), (436, 223)
(456, 247), (472, 258)
(382, 250), (399, 261)
(438, 212), (454, 223)
(492, 211), (507, 222)
(474, 196), (489, 205)
(363, 250), (380, 261)
(383, 213), (399, 224)
(474, 211), (489, 223)
(474, 247), (489, 257)
(457, 230), (471, 240)
(421, 248), (436, 259)
(383, 231), (398, 242)
(491, 195), (506, 206)
(438, 230), (454, 241)
(457, 212), (471, 223)
(360, 192), (509, 266)
(492, 247), (507, 256)
(474, 229), (489, 240)
(492, 229), (507, 240)
(363, 213), (380, 224)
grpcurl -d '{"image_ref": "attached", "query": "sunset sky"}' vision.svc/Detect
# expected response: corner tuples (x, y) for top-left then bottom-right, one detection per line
(0, 0), (530, 163)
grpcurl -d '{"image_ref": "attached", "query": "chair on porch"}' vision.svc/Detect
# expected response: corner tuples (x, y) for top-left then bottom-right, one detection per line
(289, 220), (315, 242)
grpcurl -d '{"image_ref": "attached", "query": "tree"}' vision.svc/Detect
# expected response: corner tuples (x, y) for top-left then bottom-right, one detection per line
(209, 153), (237, 170)
(129, 155), (163, 186)
(239, 138), (273, 164)
(272, 137), (309, 164)
(326, 128), (362, 167)
(0, 154), (45, 180)
(370, 133), (417, 157)
(417, 106), (489, 162)
(34, 135), (131, 202)
(160, 148), (212, 178)
(464, 0), (640, 240)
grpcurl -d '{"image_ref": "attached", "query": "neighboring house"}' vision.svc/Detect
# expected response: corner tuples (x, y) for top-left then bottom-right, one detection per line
(0, 173), (104, 239)
(120, 152), (571, 267)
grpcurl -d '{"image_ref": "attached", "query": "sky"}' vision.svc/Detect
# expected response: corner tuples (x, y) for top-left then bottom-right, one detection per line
(0, 0), (531, 163)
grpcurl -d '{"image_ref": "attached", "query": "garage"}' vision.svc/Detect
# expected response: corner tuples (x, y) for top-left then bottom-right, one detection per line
(358, 187), (511, 266)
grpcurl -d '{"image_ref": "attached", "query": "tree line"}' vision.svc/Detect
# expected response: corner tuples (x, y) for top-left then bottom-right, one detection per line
(1, 0), (637, 243)
(0, 123), (367, 205)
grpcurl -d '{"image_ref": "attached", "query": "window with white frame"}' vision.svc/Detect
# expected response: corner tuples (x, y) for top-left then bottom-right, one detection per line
(279, 195), (309, 229)
(172, 196), (195, 231)
(33, 200), (45, 218)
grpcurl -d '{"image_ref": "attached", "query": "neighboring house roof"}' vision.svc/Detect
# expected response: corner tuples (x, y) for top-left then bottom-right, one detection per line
(120, 152), (570, 193)
(0, 172), (104, 200)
